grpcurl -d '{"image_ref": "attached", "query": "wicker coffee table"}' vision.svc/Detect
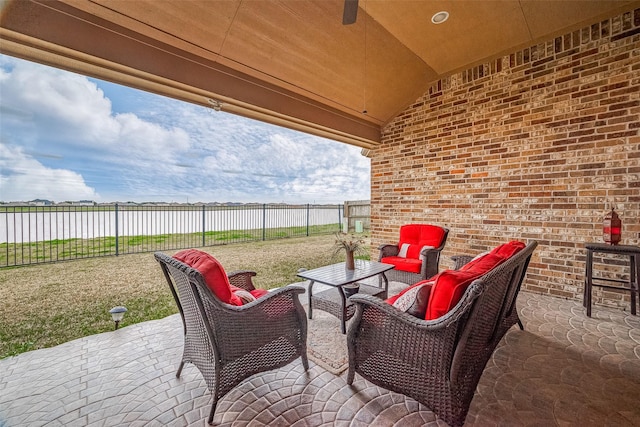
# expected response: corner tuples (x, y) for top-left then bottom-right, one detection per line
(297, 260), (394, 334)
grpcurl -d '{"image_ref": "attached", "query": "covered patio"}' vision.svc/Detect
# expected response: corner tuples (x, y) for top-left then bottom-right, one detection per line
(1, 289), (639, 426)
(2, 0), (637, 300)
(1, 1), (640, 425)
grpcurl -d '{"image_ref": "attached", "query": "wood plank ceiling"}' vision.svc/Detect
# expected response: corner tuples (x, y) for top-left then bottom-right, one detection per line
(1, 0), (638, 148)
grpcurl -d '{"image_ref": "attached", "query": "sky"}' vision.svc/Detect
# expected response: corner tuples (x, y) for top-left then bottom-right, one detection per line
(0, 54), (370, 204)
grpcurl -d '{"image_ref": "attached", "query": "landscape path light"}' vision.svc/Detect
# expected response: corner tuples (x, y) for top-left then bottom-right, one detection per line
(109, 306), (127, 330)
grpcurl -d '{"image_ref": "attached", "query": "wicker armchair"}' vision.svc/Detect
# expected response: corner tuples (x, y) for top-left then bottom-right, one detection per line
(378, 224), (449, 285)
(155, 252), (308, 424)
(347, 241), (537, 427)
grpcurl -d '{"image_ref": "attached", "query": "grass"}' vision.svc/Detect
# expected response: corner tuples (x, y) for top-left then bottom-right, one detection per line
(0, 234), (370, 359)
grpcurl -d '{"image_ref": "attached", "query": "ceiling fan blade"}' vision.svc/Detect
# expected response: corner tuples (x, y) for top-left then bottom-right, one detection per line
(342, 0), (358, 25)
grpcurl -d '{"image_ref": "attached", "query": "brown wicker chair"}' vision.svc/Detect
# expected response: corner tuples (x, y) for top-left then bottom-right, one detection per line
(378, 224), (449, 285)
(347, 241), (537, 427)
(155, 252), (308, 424)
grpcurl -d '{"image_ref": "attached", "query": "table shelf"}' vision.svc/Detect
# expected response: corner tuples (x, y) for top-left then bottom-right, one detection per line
(311, 283), (386, 324)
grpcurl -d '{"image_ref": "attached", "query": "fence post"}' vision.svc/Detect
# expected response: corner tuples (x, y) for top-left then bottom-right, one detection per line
(115, 203), (119, 256)
(338, 204), (343, 232)
(306, 204), (310, 236)
(202, 204), (206, 247)
(262, 204), (266, 241)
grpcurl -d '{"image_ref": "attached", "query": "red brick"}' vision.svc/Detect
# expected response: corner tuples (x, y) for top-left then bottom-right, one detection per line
(373, 6), (639, 305)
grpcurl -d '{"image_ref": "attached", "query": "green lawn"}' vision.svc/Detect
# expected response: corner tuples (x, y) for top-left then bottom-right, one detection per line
(0, 233), (369, 359)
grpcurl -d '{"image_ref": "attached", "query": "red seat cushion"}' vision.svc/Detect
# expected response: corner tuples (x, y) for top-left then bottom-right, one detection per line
(380, 256), (422, 273)
(424, 241), (526, 320)
(250, 288), (269, 298)
(229, 287), (269, 303)
(173, 249), (243, 306)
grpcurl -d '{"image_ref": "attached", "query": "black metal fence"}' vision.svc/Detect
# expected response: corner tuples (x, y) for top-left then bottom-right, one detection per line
(0, 203), (344, 267)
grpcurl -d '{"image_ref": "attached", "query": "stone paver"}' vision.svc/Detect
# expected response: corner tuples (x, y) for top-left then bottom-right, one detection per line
(1, 292), (640, 426)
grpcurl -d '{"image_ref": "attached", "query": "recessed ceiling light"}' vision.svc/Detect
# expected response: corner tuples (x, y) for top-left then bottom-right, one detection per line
(431, 11), (449, 24)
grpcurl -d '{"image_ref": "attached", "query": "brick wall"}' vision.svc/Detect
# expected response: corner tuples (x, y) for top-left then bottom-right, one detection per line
(372, 8), (640, 309)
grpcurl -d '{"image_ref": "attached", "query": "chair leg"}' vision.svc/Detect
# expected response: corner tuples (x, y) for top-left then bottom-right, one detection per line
(517, 319), (524, 330)
(176, 361), (185, 378)
(207, 398), (218, 425)
(301, 353), (309, 371)
(347, 367), (355, 385)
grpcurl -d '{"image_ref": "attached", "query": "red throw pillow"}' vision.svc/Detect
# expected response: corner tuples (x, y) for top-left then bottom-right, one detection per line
(173, 249), (243, 306)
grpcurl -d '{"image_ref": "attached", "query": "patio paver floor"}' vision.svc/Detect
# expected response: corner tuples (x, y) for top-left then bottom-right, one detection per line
(1, 290), (640, 426)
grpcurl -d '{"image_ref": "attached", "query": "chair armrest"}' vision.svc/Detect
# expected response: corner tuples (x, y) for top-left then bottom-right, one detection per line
(346, 293), (473, 388)
(450, 255), (474, 270)
(420, 246), (444, 279)
(211, 285), (306, 317)
(227, 270), (257, 291)
(199, 285), (307, 353)
(419, 246), (440, 256)
(377, 244), (399, 260)
(347, 283), (483, 364)
(348, 294), (464, 331)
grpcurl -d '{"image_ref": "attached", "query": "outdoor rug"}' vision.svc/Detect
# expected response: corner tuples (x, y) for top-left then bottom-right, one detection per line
(304, 281), (406, 375)
(305, 308), (351, 374)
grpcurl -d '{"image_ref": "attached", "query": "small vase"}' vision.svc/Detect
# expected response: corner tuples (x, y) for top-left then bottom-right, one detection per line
(344, 283), (359, 297)
(345, 249), (355, 270)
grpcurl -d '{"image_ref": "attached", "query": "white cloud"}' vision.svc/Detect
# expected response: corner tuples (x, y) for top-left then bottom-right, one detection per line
(108, 112), (191, 167)
(171, 104), (370, 200)
(0, 57), (191, 166)
(0, 55), (370, 204)
(0, 144), (99, 202)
